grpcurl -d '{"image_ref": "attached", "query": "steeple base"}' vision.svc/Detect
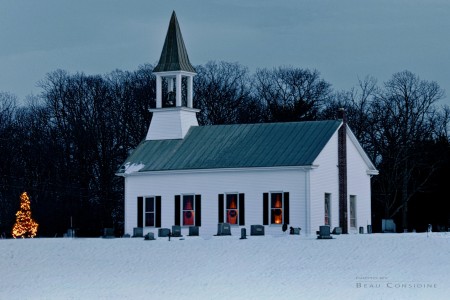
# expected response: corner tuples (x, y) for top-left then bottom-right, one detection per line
(146, 107), (199, 140)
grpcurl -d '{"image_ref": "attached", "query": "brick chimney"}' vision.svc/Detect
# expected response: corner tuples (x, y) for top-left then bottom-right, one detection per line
(338, 108), (348, 234)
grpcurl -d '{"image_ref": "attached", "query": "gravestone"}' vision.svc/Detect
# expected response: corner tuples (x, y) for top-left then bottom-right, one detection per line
(133, 227), (143, 238)
(103, 228), (114, 238)
(382, 219), (396, 233)
(289, 227), (301, 235)
(158, 228), (171, 237)
(172, 225), (182, 237)
(332, 227), (342, 235)
(250, 225), (265, 236)
(66, 228), (76, 238)
(144, 232), (155, 240)
(317, 225), (333, 239)
(216, 223), (231, 236)
(189, 226), (199, 236)
(240, 228), (247, 239)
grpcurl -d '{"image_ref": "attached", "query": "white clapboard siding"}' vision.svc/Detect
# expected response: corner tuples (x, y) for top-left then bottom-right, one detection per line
(124, 167), (307, 237)
(346, 133), (372, 233)
(310, 130), (340, 234)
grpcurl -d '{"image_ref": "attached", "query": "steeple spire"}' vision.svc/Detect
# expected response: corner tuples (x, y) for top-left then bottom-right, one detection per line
(153, 11), (196, 73)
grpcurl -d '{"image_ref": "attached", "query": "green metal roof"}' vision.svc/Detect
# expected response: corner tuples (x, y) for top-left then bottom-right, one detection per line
(153, 11), (196, 73)
(118, 120), (342, 174)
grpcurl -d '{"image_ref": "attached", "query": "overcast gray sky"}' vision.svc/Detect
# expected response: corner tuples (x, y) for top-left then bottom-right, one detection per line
(1, 0), (449, 105)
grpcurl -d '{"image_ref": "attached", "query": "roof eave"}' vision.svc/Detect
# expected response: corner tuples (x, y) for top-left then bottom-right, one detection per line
(117, 165), (316, 176)
(367, 169), (379, 176)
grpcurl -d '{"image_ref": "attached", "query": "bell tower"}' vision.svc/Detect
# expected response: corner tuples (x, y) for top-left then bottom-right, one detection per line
(146, 11), (199, 140)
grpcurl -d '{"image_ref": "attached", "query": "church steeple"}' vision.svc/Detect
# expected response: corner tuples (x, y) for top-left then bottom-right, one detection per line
(152, 11), (196, 110)
(146, 11), (199, 141)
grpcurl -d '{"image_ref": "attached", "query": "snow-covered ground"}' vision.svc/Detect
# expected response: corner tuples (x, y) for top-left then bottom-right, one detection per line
(1, 232), (449, 300)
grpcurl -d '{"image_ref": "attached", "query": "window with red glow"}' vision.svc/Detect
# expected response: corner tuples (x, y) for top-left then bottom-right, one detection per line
(226, 194), (239, 225)
(271, 193), (283, 224)
(183, 195), (195, 226)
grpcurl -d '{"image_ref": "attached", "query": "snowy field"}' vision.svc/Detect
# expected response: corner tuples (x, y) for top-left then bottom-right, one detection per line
(1, 233), (449, 300)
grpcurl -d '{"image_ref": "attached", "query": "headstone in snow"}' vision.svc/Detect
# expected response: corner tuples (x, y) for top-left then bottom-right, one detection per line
(240, 228), (247, 239)
(103, 228), (115, 238)
(289, 227), (301, 235)
(144, 232), (155, 240)
(250, 225), (265, 236)
(216, 223), (231, 236)
(317, 225), (333, 239)
(64, 228), (75, 238)
(158, 228), (171, 237)
(133, 227), (143, 238)
(382, 219), (396, 233)
(188, 226), (199, 236)
(172, 225), (182, 237)
(332, 227), (342, 235)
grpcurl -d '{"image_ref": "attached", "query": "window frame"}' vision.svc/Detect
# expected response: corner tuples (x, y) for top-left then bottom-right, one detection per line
(144, 196), (156, 228)
(225, 193), (239, 225)
(270, 191), (284, 225)
(182, 194), (196, 227)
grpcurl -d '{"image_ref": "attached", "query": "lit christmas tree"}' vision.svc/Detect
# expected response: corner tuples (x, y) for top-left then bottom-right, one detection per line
(11, 192), (39, 238)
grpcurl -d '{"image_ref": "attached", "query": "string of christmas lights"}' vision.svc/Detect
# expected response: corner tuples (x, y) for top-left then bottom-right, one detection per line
(11, 192), (39, 238)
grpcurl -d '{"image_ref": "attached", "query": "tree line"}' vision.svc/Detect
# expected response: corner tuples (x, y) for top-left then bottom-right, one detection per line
(1, 61), (449, 236)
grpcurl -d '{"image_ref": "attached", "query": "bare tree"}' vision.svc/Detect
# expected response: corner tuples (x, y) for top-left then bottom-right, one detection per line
(194, 61), (254, 125)
(254, 67), (332, 122)
(34, 66), (157, 236)
(0, 92), (19, 234)
(5, 61), (450, 236)
(321, 76), (379, 162)
(0, 92), (17, 127)
(106, 65), (155, 150)
(370, 70), (445, 230)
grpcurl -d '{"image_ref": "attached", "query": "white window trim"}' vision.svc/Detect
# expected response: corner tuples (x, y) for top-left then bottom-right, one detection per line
(182, 194), (196, 227)
(269, 191), (284, 226)
(225, 192), (240, 226)
(144, 195), (156, 228)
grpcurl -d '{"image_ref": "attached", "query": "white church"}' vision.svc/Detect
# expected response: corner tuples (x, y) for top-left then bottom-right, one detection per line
(117, 12), (378, 237)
